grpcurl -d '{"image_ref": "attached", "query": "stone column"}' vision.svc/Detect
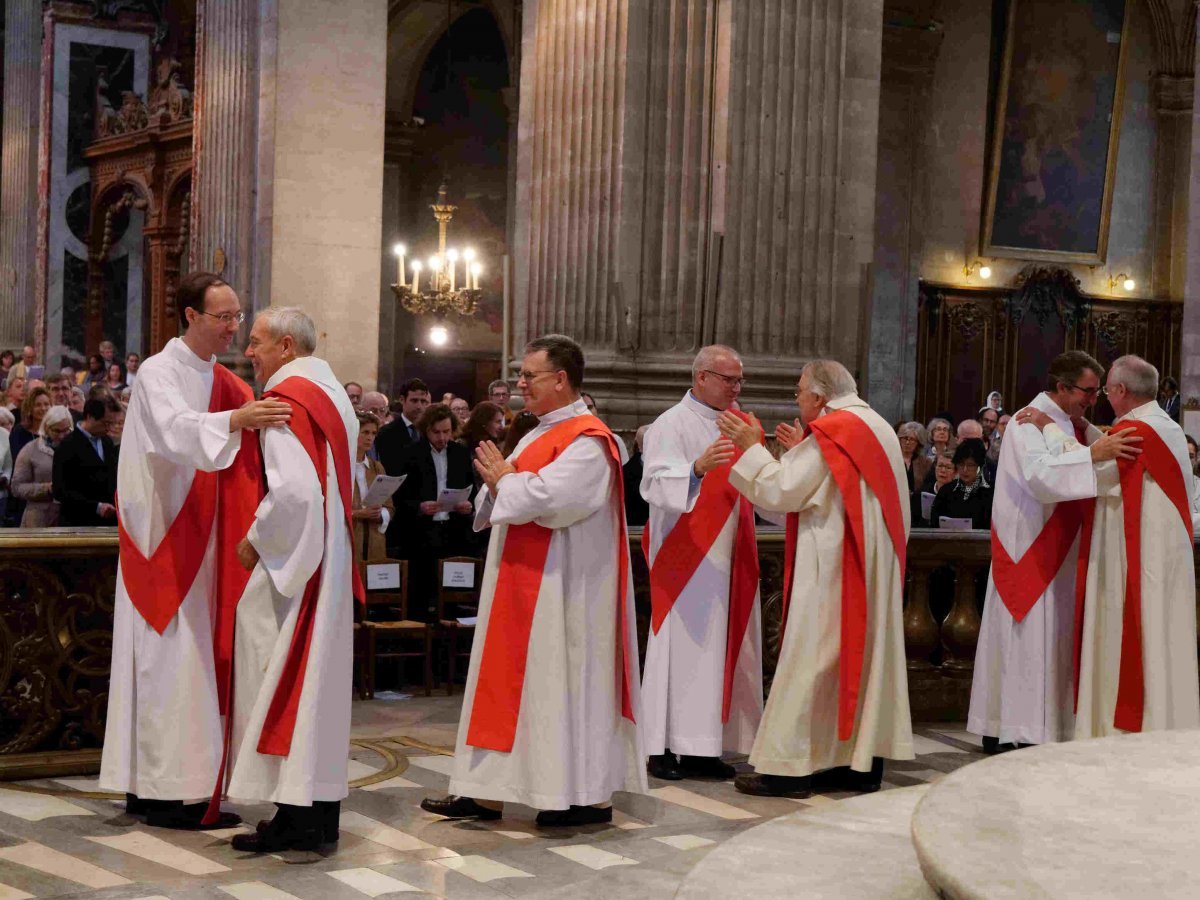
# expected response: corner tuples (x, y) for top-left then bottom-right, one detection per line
(0, 0), (42, 351)
(1181, 16), (1200, 434)
(512, 0), (885, 428)
(191, 0), (261, 305)
(1151, 73), (1193, 302)
(377, 114), (418, 393)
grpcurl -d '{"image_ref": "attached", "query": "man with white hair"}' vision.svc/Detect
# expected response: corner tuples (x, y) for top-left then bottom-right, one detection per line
(969, 351), (1141, 751)
(638, 345), (764, 781)
(956, 418), (983, 442)
(100, 271), (288, 830)
(717, 360), (913, 797)
(226, 306), (361, 852)
(1023, 354), (1199, 738)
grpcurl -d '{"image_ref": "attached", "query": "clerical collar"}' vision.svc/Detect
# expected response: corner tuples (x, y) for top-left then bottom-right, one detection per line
(167, 337), (215, 373)
(1116, 399), (1162, 423)
(537, 398), (587, 427)
(684, 391), (722, 420)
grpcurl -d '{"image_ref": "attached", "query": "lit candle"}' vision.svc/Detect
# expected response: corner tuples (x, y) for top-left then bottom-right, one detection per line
(393, 243), (406, 287)
(446, 249), (459, 291)
(463, 248), (476, 288)
(411, 259), (422, 293)
(429, 257), (441, 291)
(471, 262), (482, 291)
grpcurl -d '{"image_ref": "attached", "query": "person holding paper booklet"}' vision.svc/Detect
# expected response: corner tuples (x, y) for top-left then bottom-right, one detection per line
(394, 403), (476, 619)
(352, 410), (399, 561)
(930, 439), (993, 530)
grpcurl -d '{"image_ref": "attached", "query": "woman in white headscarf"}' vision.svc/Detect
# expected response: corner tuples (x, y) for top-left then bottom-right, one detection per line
(984, 390), (1004, 415)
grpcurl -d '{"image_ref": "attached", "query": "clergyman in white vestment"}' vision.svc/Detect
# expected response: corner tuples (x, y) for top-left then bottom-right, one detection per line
(1047, 356), (1199, 738)
(640, 344), (764, 781)
(226, 308), (358, 853)
(718, 360), (914, 799)
(99, 273), (290, 830)
(422, 334), (646, 828)
(968, 351), (1142, 748)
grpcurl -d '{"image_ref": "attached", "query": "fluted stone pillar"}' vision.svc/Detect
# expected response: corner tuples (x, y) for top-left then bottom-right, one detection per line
(512, 0), (885, 428)
(1151, 74), (1193, 302)
(191, 0), (262, 307)
(0, 0), (43, 351)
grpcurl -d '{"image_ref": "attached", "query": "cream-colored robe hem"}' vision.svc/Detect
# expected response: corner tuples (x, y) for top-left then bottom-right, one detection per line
(226, 356), (357, 806)
(729, 394), (913, 776)
(1068, 400), (1200, 738)
(448, 399), (647, 810)
(100, 338), (242, 802)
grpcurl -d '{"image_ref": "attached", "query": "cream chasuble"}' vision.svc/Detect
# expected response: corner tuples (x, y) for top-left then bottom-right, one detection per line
(729, 395), (913, 776)
(100, 338), (243, 801)
(448, 399), (646, 810)
(226, 356), (357, 806)
(640, 391), (763, 757)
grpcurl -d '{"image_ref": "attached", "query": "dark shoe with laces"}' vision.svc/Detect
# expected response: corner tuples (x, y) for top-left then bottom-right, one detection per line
(734, 772), (812, 798)
(146, 801), (241, 831)
(233, 805), (323, 852)
(535, 805), (613, 827)
(679, 755), (737, 779)
(648, 752), (685, 780)
(420, 795), (502, 820)
(258, 800), (339, 843)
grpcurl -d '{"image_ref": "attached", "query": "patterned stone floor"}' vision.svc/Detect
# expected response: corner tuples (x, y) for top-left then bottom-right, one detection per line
(0, 696), (986, 899)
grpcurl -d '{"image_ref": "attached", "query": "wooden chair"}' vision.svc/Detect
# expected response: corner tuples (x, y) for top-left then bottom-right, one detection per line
(434, 556), (484, 694)
(357, 558), (433, 697)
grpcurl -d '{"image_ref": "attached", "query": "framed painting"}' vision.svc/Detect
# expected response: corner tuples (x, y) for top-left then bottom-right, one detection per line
(982, 0), (1130, 264)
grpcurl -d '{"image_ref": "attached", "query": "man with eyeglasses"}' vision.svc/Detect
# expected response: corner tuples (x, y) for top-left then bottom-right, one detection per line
(969, 350), (1142, 754)
(638, 345), (765, 782)
(100, 271), (291, 830)
(488, 378), (514, 429)
(1019, 354), (1199, 740)
(422, 333), (645, 827)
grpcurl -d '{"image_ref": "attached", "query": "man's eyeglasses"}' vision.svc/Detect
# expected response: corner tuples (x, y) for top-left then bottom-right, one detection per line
(1063, 382), (1100, 398)
(703, 370), (746, 388)
(199, 309), (245, 326)
(517, 369), (558, 383)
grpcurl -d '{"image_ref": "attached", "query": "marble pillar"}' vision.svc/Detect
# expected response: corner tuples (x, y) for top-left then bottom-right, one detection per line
(1151, 73), (1193, 302)
(512, 0), (885, 428)
(0, 0), (42, 351)
(191, 0), (261, 304)
(1182, 16), (1200, 434)
(264, 0), (386, 387)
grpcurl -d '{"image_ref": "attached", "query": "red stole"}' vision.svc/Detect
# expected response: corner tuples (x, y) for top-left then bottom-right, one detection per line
(254, 376), (365, 757)
(1072, 419), (1192, 732)
(465, 413), (635, 753)
(116, 363), (263, 709)
(645, 409), (760, 721)
(784, 410), (908, 741)
(991, 420), (1091, 622)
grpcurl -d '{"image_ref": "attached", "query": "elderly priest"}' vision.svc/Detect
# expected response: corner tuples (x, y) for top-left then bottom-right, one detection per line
(225, 307), (361, 852)
(717, 360), (913, 798)
(422, 333), (646, 827)
(1026, 354), (1199, 738)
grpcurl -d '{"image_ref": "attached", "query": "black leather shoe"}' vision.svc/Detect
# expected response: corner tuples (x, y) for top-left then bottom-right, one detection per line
(812, 757), (884, 793)
(734, 772), (811, 798)
(680, 755), (737, 779)
(145, 802), (242, 830)
(256, 804), (339, 843)
(982, 736), (1019, 755)
(647, 752), (684, 780)
(420, 795), (502, 820)
(125, 794), (151, 817)
(535, 805), (613, 827)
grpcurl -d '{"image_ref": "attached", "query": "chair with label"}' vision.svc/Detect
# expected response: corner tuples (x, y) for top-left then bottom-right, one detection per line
(358, 557), (432, 697)
(434, 556), (484, 694)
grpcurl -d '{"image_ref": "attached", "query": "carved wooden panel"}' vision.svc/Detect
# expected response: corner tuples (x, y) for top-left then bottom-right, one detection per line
(916, 272), (1182, 425)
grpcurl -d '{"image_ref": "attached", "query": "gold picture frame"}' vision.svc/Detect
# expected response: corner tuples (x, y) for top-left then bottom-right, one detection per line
(981, 0), (1131, 265)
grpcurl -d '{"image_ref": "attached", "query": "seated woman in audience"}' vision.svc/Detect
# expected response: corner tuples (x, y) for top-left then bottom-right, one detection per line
(103, 363), (125, 392)
(501, 410), (539, 457)
(984, 390), (1004, 416)
(12, 405), (72, 527)
(351, 411), (395, 562)
(930, 438), (992, 530)
(897, 421), (932, 493)
(913, 450), (957, 526)
(924, 416), (954, 460)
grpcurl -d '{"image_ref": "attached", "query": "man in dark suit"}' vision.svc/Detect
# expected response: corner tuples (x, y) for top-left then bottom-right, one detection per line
(53, 398), (118, 526)
(392, 403), (475, 619)
(376, 377), (432, 476)
(1160, 376), (1182, 422)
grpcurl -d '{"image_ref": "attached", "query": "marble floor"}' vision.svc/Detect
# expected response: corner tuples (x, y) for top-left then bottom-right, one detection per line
(0, 697), (986, 899)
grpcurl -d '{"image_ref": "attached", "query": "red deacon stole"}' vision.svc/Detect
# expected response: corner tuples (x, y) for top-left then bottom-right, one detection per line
(1071, 419), (1192, 732)
(645, 409), (760, 722)
(991, 420), (1092, 623)
(465, 413), (635, 753)
(783, 409), (908, 742)
(254, 375), (365, 757)
(116, 363), (263, 710)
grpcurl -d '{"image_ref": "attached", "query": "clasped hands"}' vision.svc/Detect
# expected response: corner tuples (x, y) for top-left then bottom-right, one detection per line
(474, 440), (517, 493)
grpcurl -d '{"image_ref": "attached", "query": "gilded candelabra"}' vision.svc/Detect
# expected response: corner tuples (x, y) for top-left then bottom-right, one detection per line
(391, 181), (483, 317)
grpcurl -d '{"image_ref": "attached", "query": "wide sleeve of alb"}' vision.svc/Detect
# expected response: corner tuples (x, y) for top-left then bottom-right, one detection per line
(490, 435), (615, 529)
(729, 440), (830, 513)
(1012, 421), (1096, 505)
(639, 418), (701, 515)
(132, 365), (241, 471)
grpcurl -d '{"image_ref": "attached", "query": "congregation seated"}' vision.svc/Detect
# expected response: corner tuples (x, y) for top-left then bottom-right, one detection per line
(929, 439), (992, 530)
(915, 450), (956, 526)
(924, 416), (954, 460)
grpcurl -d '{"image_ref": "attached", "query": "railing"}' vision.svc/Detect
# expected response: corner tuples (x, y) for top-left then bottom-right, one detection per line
(2, 526), (1195, 775)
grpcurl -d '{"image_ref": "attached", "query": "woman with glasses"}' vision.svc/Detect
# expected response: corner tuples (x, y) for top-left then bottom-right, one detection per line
(11, 405), (73, 527)
(929, 439), (993, 530)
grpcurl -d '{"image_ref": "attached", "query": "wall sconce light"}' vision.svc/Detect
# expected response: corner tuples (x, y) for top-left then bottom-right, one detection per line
(964, 260), (992, 280)
(1108, 272), (1136, 293)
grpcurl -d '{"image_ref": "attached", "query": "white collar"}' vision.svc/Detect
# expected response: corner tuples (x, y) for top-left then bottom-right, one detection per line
(1116, 399), (1164, 424)
(166, 337), (215, 373)
(537, 398), (588, 426)
(683, 391), (722, 421)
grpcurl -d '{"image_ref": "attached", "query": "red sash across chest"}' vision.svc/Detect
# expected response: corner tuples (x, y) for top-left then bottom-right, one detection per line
(782, 410), (908, 742)
(465, 414), (635, 753)
(643, 409), (760, 722)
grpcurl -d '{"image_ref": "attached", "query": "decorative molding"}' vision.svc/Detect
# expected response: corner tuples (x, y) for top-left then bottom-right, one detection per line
(1153, 72), (1194, 115)
(1010, 266), (1086, 329)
